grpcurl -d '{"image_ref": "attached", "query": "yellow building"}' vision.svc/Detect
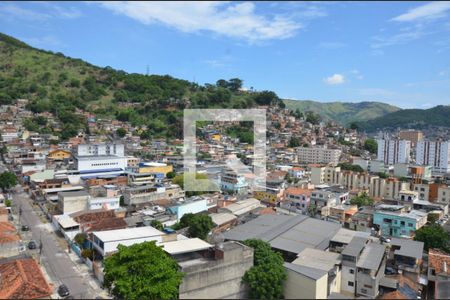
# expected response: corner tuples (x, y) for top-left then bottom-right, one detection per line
(47, 149), (72, 161)
(139, 163), (173, 175)
(211, 134), (221, 141)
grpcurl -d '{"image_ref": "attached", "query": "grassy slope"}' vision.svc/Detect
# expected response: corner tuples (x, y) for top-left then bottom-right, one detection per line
(283, 99), (401, 125)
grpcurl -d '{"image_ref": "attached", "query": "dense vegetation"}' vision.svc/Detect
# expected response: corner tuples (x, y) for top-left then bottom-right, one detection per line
(104, 241), (184, 299)
(242, 239), (287, 299)
(284, 99), (400, 125)
(0, 32), (284, 140)
(356, 105), (450, 132)
(414, 224), (450, 252)
(338, 163), (364, 172)
(350, 192), (374, 207)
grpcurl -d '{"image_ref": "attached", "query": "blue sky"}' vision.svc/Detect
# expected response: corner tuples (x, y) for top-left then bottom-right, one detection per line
(1, 1), (450, 108)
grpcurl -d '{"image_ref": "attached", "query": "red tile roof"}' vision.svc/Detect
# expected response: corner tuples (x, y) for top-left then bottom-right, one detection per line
(0, 222), (19, 244)
(429, 248), (450, 275)
(285, 187), (312, 196)
(0, 258), (53, 299)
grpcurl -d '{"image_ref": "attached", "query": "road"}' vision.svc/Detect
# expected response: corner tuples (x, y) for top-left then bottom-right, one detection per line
(12, 187), (97, 299)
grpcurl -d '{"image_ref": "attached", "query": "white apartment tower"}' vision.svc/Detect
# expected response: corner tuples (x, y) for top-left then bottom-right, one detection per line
(416, 141), (450, 174)
(376, 139), (410, 165)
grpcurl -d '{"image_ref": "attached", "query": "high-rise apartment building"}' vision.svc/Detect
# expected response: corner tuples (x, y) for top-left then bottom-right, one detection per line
(416, 141), (450, 174)
(376, 139), (411, 165)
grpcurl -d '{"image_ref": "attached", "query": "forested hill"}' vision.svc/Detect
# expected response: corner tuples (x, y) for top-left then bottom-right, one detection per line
(355, 105), (450, 132)
(0, 32), (284, 139)
(283, 99), (400, 125)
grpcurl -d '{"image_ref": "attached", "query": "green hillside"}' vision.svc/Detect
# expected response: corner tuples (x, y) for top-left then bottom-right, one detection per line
(0, 32), (283, 140)
(356, 105), (450, 132)
(283, 99), (400, 125)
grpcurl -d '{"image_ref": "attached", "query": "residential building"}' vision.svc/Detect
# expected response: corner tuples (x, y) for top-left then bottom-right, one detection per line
(373, 205), (427, 238)
(220, 169), (249, 194)
(218, 198), (261, 217)
(297, 146), (341, 164)
(389, 238), (424, 277)
(416, 140), (450, 174)
(437, 186), (450, 204)
(376, 139), (411, 165)
(399, 130), (423, 148)
(123, 184), (184, 208)
(0, 257), (53, 299)
(91, 226), (165, 257)
(284, 187), (311, 212)
(309, 185), (349, 216)
(176, 241), (254, 299)
(47, 149), (72, 161)
(58, 190), (90, 215)
(168, 197), (209, 221)
(284, 248), (342, 299)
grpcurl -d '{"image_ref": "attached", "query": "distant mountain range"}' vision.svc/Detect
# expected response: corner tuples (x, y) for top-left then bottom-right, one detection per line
(283, 99), (401, 125)
(355, 105), (450, 132)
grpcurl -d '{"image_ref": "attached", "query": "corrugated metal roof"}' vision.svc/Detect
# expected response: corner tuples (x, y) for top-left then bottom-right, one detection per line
(284, 262), (327, 280)
(391, 237), (424, 259)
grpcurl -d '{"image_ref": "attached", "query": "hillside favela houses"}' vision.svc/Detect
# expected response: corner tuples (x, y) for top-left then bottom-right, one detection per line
(1, 3), (450, 299)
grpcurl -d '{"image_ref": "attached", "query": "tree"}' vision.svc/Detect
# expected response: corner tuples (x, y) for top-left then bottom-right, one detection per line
(151, 220), (164, 231)
(119, 195), (125, 206)
(104, 241), (184, 300)
(364, 139), (377, 154)
(350, 192), (374, 207)
(74, 233), (87, 246)
(116, 127), (127, 138)
(0, 171), (17, 192)
(288, 137), (300, 148)
(228, 78), (243, 91)
(349, 122), (359, 130)
(166, 171), (176, 179)
(81, 248), (94, 260)
(414, 224), (450, 252)
(4, 199), (11, 207)
(338, 163), (364, 173)
(187, 214), (214, 240)
(377, 172), (389, 179)
(305, 112), (321, 125)
(242, 239), (287, 299)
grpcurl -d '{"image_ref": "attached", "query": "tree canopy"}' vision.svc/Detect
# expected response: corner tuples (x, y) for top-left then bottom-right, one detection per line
(338, 162), (364, 173)
(173, 213), (214, 240)
(350, 192), (374, 207)
(414, 224), (450, 252)
(0, 171), (17, 192)
(364, 138), (377, 154)
(288, 137), (300, 148)
(104, 241), (184, 300)
(242, 239), (287, 299)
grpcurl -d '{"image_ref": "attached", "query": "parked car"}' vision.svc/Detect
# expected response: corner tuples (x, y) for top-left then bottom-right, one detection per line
(21, 225), (30, 231)
(28, 240), (37, 250)
(57, 284), (70, 298)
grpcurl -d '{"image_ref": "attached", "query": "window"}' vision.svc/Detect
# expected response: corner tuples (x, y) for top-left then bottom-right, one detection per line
(348, 281), (354, 287)
(361, 288), (368, 294)
(364, 284), (373, 289)
(400, 221), (405, 226)
(408, 223), (414, 227)
(349, 269), (354, 274)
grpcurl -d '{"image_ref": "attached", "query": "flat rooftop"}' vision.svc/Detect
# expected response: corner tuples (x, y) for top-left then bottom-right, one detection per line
(93, 226), (164, 242)
(331, 228), (370, 245)
(293, 248), (341, 272)
(357, 242), (386, 270)
(159, 238), (212, 255)
(390, 237), (424, 259)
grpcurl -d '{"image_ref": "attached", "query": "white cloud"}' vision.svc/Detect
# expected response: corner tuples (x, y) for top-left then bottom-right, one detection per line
(324, 74), (345, 85)
(371, 25), (428, 48)
(392, 1), (450, 22)
(97, 1), (302, 42)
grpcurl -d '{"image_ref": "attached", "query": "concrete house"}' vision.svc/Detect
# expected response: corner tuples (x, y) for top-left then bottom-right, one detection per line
(58, 190), (90, 215)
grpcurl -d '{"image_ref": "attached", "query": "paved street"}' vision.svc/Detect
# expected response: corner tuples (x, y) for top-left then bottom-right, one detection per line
(12, 188), (98, 299)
